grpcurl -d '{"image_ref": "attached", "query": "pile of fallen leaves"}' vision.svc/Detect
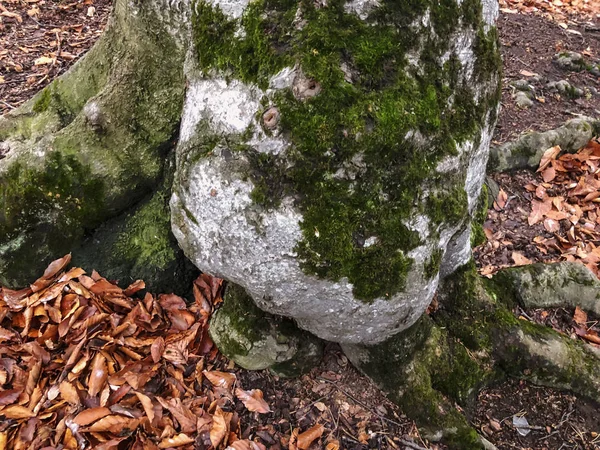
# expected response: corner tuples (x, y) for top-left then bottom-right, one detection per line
(482, 139), (600, 277)
(0, 255), (326, 450)
(518, 139), (600, 276)
(499, 0), (600, 22)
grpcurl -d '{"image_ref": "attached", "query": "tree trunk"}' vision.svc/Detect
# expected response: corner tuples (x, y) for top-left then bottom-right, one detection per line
(3, 0), (599, 447)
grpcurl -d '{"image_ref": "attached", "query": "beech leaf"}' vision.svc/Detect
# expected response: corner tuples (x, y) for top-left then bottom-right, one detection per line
(297, 424), (325, 450)
(235, 388), (271, 413)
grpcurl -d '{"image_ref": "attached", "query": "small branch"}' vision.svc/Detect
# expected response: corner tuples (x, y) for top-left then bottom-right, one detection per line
(400, 439), (430, 450)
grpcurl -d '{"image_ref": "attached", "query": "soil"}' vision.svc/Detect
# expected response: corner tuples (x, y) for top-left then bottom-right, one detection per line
(474, 379), (600, 450)
(494, 13), (600, 143)
(0, 0), (111, 114)
(2, 1), (600, 449)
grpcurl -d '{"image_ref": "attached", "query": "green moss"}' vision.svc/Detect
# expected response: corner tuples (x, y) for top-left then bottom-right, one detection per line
(115, 191), (175, 270)
(424, 249), (443, 279)
(191, 0), (292, 88)
(471, 184), (488, 248)
(354, 318), (487, 449)
(32, 88), (52, 113)
(189, 0), (500, 301)
(427, 187), (469, 226)
(0, 152), (105, 242)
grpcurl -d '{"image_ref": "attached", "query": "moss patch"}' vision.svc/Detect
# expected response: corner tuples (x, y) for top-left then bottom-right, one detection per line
(189, 0), (501, 301)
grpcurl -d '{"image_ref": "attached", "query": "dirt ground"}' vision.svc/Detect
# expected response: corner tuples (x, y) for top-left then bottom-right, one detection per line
(1, 0), (600, 449)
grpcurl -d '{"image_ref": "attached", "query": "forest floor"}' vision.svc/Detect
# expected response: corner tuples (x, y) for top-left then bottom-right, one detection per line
(1, 0), (600, 449)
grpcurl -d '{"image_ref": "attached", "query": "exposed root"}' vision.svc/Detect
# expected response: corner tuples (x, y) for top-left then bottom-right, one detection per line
(0, 0), (186, 286)
(344, 261), (600, 449)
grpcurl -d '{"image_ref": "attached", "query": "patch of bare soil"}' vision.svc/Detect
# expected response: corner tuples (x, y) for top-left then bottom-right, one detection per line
(230, 345), (424, 450)
(0, 0), (111, 114)
(474, 379), (600, 450)
(494, 12), (600, 143)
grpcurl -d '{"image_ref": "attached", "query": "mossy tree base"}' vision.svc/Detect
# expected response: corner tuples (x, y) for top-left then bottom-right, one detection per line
(209, 283), (323, 377)
(343, 261), (600, 449)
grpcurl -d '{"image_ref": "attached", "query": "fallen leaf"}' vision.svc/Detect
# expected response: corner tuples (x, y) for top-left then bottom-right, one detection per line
(235, 388), (271, 413)
(210, 407), (231, 448)
(512, 252), (532, 266)
(573, 306), (588, 326)
(538, 145), (561, 172)
(34, 56), (55, 65)
(297, 424), (325, 450)
(73, 407), (111, 426)
(158, 433), (195, 448)
(203, 370), (236, 390)
(528, 199), (552, 225)
(88, 352), (107, 397)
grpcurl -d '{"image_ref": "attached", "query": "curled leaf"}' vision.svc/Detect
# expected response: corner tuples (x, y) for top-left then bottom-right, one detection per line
(297, 424), (325, 450)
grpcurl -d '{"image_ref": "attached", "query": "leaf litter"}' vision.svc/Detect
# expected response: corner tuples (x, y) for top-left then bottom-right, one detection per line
(0, 254), (280, 449)
(0, 255), (424, 450)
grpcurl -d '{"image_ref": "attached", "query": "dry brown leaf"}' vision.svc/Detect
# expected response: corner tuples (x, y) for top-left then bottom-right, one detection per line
(59, 381), (80, 405)
(528, 199), (552, 226)
(88, 352), (107, 397)
(151, 337), (165, 363)
(541, 166), (556, 183)
(512, 252), (532, 266)
(203, 370), (236, 390)
(235, 388), (271, 413)
(538, 145), (561, 172)
(226, 440), (267, 450)
(325, 440), (341, 450)
(158, 433), (195, 448)
(493, 188), (508, 211)
(573, 306), (588, 326)
(0, 405), (35, 419)
(297, 424), (325, 450)
(73, 407), (111, 426)
(210, 407), (232, 448)
(543, 218), (561, 233)
(135, 392), (155, 423)
(85, 415), (140, 433)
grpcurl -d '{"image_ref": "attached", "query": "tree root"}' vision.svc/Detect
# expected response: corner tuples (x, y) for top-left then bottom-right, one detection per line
(0, 0), (186, 287)
(344, 261), (600, 449)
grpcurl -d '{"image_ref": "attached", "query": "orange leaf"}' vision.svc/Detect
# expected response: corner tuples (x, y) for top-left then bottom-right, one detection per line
(88, 353), (107, 397)
(235, 389), (271, 414)
(59, 381), (80, 405)
(0, 405), (35, 419)
(158, 433), (195, 448)
(325, 440), (340, 450)
(135, 392), (156, 423)
(42, 254), (72, 280)
(538, 145), (561, 172)
(573, 306), (588, 326)
(203, 370), (236, 390)
(210, 407), (232, 448)
(297, 424), (324, 450)
(85, 415), (140, 433)
(73, 407), (111, 426)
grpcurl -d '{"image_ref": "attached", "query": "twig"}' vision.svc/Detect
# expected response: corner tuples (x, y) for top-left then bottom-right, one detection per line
(316, 377), (405, 428)
(1, 100), (16, 110)
(400, 439), (430, 450)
